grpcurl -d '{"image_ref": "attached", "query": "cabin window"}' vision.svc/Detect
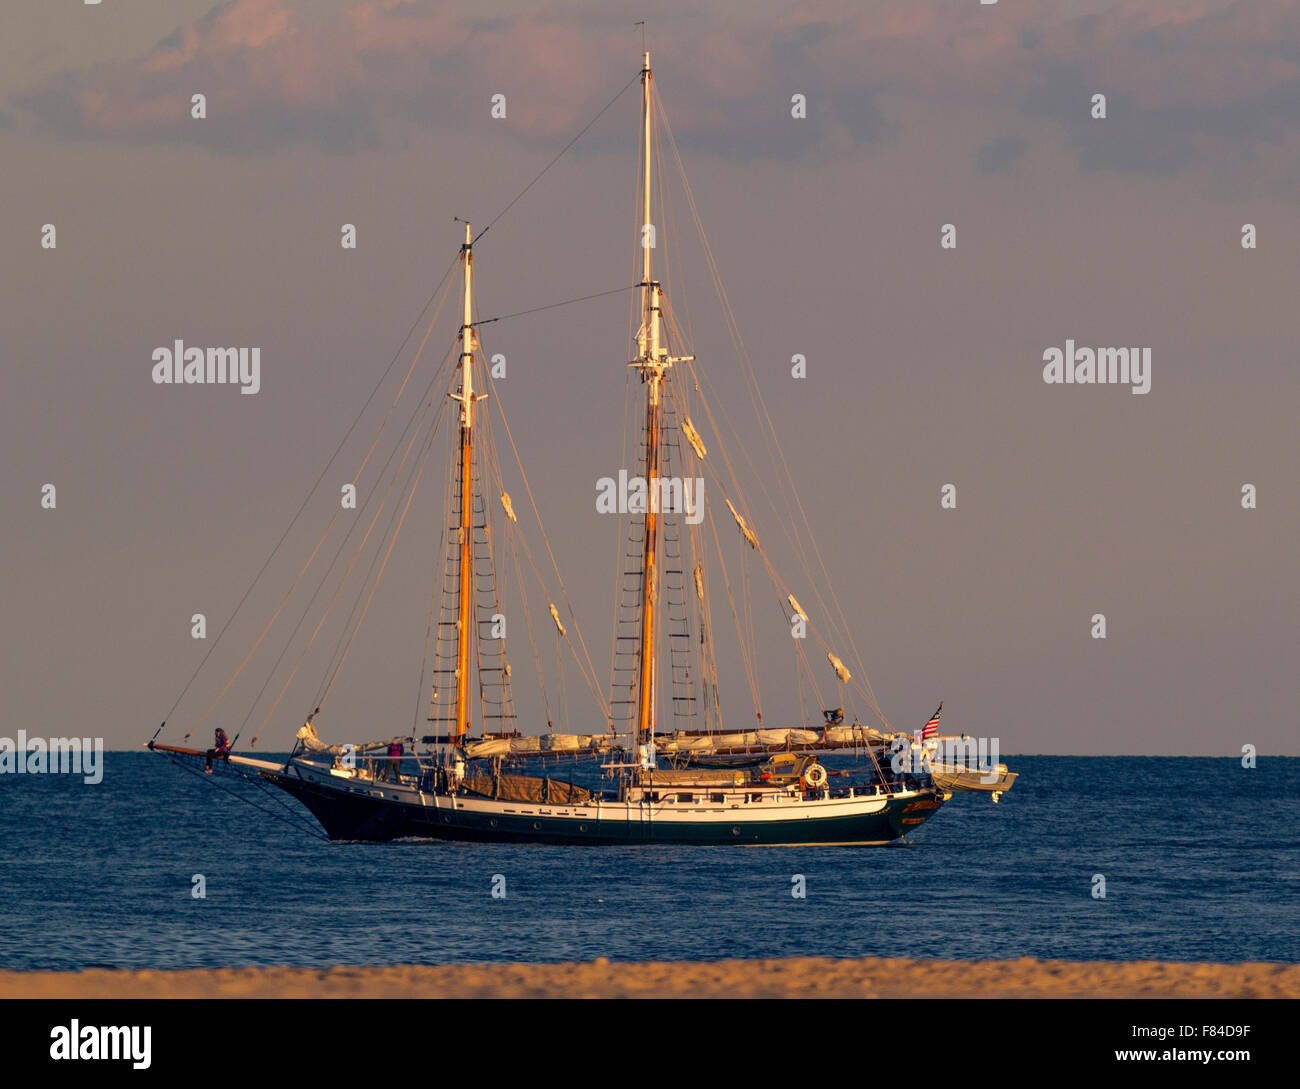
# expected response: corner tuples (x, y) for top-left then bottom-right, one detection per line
(678, 793), (694, 803)
(748, 793), (763, 802)
(710, 793), (725, 804)
(649, 792), (660, 802)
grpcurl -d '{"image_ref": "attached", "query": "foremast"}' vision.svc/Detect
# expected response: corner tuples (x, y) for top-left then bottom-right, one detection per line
(630, 52), (692, 758)
(451, 222), (484, 742)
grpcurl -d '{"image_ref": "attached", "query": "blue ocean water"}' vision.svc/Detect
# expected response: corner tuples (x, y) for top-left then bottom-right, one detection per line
(0, 754), (1295, 971)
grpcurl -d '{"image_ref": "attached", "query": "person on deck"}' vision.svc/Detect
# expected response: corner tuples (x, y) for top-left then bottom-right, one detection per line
(378, 740), (404, 783)
(205, 728), (232, 774)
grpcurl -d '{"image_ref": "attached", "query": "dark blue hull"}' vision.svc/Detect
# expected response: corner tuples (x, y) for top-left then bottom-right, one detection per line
(265, 770), (945, 845)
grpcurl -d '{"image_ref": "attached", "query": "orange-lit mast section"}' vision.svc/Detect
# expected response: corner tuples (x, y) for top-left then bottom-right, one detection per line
(452, 222), (482, 741)
(630, 53), (692, 754)
(632, 53), (661, 753)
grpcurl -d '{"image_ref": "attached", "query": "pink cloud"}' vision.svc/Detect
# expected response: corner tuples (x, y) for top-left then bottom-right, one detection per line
(11, 0), (1300, 170)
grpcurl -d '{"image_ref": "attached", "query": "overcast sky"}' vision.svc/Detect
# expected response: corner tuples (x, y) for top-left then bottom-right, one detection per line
(2, 0), (1296, 754)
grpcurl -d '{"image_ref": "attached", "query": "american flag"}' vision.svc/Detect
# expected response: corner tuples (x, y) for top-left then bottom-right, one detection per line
(922, 702), (943, 739)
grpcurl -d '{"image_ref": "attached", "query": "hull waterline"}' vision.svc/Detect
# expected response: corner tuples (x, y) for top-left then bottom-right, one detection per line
(262, 766), (946, 846)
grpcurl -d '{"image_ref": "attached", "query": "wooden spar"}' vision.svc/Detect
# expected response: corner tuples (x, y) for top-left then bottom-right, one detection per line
(453, 223), (478, 742)
(628, 53), (693, 752)
(148, 741), (221, 759)
(634, 51), (659, 750)
(146, 741), (286, 773)
(636, 389), (660, 746)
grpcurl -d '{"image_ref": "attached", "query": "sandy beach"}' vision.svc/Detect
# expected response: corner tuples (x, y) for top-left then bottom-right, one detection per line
(2, 957), (1295, 999)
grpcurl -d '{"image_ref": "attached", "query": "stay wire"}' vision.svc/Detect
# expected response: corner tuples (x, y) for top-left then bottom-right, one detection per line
(472, 73), (639, 246)
(153, 253), (461, 741)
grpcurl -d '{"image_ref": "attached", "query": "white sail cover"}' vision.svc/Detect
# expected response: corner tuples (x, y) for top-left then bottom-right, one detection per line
(465, 737), (512, 758)
(296, 721), (345, 755)
(827, 652), (852, 683)
(500, 492), (518, 523)
(725, 498), (760, 550)
(671, 736), (714, 752)
(681, 417), (708, 459)
(826, 725), (878, 745)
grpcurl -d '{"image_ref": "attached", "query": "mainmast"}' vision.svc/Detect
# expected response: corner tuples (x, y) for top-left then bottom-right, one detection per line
(632, 52), (661, 755)
(630, 52), (691, 755)
(451, 222), (483, 742)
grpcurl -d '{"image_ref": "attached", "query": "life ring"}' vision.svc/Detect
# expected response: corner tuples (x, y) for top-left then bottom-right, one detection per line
(803, 763), (828, 789)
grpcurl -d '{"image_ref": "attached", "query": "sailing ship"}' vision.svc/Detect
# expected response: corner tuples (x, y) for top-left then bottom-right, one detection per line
(149, 51), (1013, 845)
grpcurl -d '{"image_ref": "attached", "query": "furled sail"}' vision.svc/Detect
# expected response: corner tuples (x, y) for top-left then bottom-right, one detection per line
(725, 498), (759, 550)
(787, 594), (809, 623)
(827, 652), (851, 683)
(500, 492), (518, 523)
(295, 720), (345, 755)
(548, 602), (566, 637)
(681, 417), (707, 459)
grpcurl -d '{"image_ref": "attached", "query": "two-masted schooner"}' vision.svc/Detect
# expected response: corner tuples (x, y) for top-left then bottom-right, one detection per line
(150, 51), (1003, 845)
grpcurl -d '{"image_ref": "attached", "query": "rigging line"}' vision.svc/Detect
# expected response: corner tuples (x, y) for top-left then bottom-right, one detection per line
(506, 522), (552, 727)
(425, 402), (458, 736)
(689, 437), (862, 722)
(474, 284), (637, 327)
(608, 369), (635, 733)
(313, 411), (443, 712)
(703, 498), (763, 721)
(609, 105), (646, 742)
(478, 351), (612, 726)
(472, 72), (640, 245)
(673, 404), (832, 710)
(313, 341), (459, 707)
(246, 308), (459, 745)
(315, 397), (444, 711)
(165, 754), (329, 841)
(665, 380), (717, 731)
(471, 320), (524, 732)
(685, 352), (876, 724)
(468, 410), (519, 733)
(319, 388), (445, 709)
(246, 422), (409, 745)
(194, 326), (456, 742)
(159, 252), (460, 740)
(476, 386), (553, 725)
(659, 152), (883, 726)
(660, 115), (887, 725)
(243, 768), (336, 837)
(412, 533), (443, 736)
(485, 422), (592, 725)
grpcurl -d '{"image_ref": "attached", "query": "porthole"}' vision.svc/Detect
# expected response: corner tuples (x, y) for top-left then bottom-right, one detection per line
(490, 819), (498, 827)
(533, 822), (541, 830)
(579, 824), (587, 832)
(732, 827), (740, 836)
